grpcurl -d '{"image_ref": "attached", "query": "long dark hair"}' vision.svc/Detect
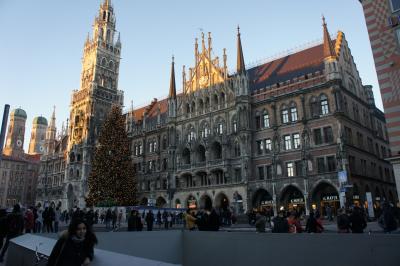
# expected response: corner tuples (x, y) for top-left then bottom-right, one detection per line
(68, 219), (98, 246)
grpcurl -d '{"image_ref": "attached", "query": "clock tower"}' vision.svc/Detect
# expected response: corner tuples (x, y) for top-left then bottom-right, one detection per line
(66, 0), (123, 208)
(28, 116), (48, 155)
(3, 108), (27, 158)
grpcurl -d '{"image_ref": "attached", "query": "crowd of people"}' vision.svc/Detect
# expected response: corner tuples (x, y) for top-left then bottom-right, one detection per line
(0, 201), (399, 264)
(252, 202), (399, 234)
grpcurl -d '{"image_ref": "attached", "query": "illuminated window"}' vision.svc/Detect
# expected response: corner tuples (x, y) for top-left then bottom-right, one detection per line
(293, 133), (300, 149)
(286, 162), (294, 177)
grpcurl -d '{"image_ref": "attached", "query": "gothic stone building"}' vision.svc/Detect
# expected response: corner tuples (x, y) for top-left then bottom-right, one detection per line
(36, 0), (123, 209)
(127, 19), (397, 216)
(0, 108), (43, 208)
(35, 0), (397, 214)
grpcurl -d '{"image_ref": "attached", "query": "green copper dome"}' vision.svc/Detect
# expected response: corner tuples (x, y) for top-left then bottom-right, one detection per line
(32, 116), (48, 126)
(10, 108), (27, 119)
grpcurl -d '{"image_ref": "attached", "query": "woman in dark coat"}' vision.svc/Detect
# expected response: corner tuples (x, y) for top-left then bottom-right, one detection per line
(47, 219), (97, 266)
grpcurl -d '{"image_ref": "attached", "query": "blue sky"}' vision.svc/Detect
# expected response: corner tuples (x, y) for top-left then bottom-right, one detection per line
(0, 0), (379, 150)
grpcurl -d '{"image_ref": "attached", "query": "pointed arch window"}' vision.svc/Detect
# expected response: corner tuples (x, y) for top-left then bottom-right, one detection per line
(200, 122), (210, 138)
(234, 141), (241, 157)
(320, 95), (329, 115)
(310, 97), (319, 118)
(281, 105), (289, 124)
(232, 116), (238, 133)
(290, 103), (298, 122)
(262, 110), (270, 128)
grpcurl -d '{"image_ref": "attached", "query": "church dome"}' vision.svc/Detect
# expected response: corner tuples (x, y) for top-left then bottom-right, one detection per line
(10, 108), (27, 119)
(32, 116), (48, 126)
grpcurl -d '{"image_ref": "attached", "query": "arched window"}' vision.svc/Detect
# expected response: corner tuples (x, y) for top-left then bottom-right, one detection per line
(109, 61), (114, 70)
(106, 29), (111, 42)
(262, 110), (270, 128)
(187, 125), (196, 141)
(220, 92), (225, 106)
(213, 94), (218, 108)
(205, 97), (210, 111)
(281, 105), (289, 124)
(290, 103), (298, 122)
(198, 99), (204, 114)
(200, 122), (210, 138)
(76, 169), (80, 178)
(215, 118), (224, 135)
(186, 103), (190, 114)
(232, 116), (238, 133)
(310, 97), (319, 118)
(320, 95), (329, 115)
(234, 141), (241, 157)
(101, 58), (107, 67)
(191, 101), (196, 114)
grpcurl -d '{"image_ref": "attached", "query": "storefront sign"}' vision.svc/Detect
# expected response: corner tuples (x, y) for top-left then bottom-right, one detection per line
(353, 195), (360, 200)
(322, 195), (338, 201)
(366, 192), (374, 218)
(261, 200), (273, 205)
(290, 198), (304, 204)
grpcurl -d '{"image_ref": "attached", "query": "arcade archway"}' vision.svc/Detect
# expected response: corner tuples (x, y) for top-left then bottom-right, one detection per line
(156, 196), (167, 208)
(311, 182), (339, 217)
(280, 185), (305, 214)
(215, 193), (229, 210)
(200, 194), (213, 209)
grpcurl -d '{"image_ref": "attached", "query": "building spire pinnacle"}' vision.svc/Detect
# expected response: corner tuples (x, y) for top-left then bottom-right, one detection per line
(50, 105), (56, 128)
(169, 55), (176, 99)
(236, 25), (246, 74)
(322, 16), (336, 59)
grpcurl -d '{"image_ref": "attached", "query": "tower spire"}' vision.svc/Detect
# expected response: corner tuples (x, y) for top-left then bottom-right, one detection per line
(236, 25), (246, 74)
(322, 16), (336, 59)
(50, 105), (56, 128)
(169, 56), (176, 99)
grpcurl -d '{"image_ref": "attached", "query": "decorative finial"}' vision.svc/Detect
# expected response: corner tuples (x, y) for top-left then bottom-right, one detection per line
(322, 14), (326, 26)
(172, 55), (175, 64)
(237, 25), (240, 35)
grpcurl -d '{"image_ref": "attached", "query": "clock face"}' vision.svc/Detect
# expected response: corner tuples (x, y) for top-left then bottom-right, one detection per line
(16, 139), (22, 147)
(39, 146), (44, 152)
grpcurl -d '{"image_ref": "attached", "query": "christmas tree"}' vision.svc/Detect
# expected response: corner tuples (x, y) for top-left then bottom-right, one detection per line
(87, 105), (137, 206)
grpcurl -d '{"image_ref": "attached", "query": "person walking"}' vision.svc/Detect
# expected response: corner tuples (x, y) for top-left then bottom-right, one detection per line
(287, 211), (303, 233)
(105, 209), (112, 229)
(24, 208), (34, 234)
(0, 209), (7, 253)
(117, 210), (123, 228)
(378, 203), (398, 233)
(128, 210), (138, 231)
(54, 207), (62, 233)
(305, 212), (324, 233)
(36, 207), (43, 233)
(157, 210), (162, 229)
(255, 211), (267, 233)
(145, 210), (154, 231)
(112, 209), (117, 230)
(272, 210), (289, 233)
(185, 209), (197, 231)
(163, 211), (169, 230)
(0, 204), (24, 263)
(349, 206), (367, 233)
(336, 208), (350, 233)
(47, 219), (97, 266)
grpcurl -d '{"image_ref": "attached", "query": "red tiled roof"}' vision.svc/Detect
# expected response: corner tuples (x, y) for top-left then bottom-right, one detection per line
(247, 42), (332, 91)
